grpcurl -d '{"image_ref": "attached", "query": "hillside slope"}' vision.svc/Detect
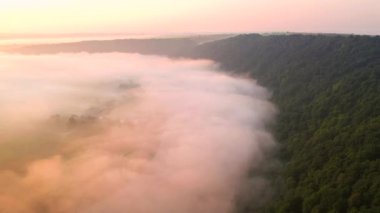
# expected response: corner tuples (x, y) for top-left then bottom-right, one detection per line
(189, 34), (380, 213)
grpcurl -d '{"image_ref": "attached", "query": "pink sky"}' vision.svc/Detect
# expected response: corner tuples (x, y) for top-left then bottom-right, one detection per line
(0, 0), (379, 35)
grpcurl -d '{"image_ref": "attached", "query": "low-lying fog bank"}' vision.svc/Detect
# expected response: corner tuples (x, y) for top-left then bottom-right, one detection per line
(0, 53), (276, 213)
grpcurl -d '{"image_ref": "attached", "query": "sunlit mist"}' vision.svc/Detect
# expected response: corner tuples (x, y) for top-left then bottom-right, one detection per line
(0, 53), (276, 213)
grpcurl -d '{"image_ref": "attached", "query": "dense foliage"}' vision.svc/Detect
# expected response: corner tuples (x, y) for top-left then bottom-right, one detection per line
(190, 34), (380, 212)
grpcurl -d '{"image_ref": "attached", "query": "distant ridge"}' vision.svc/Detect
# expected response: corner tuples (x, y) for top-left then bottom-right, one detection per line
(0, 34), (235, 54)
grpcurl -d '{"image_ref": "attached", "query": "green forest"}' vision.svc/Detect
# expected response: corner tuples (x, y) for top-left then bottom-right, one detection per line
(189, 34), (380, 213)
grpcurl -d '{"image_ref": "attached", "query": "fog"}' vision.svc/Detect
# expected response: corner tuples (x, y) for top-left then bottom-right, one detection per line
(0, 53), (276, 213)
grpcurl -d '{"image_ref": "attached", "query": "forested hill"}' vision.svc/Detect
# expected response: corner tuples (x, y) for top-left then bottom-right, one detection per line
(2, 34), (379, 212)
(189, 34), (380, 213)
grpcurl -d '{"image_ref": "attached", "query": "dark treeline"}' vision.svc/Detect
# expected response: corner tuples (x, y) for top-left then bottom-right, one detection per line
(2, 33), (379, 212)
(189, 34), (380, 213)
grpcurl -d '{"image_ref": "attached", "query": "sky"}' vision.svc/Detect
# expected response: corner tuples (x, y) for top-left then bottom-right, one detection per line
(0, 0), (380, 36)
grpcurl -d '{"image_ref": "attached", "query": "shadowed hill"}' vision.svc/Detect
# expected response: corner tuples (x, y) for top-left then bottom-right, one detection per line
(189, 34), (380, 213)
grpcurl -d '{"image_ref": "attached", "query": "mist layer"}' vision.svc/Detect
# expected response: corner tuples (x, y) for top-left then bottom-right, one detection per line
(0, 53), (276, 213)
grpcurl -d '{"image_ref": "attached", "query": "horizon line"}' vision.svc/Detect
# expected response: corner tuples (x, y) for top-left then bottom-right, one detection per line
(0, 31), (379, 41)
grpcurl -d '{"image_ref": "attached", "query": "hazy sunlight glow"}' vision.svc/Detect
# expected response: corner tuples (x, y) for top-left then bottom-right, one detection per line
(1, 0), (380, 35)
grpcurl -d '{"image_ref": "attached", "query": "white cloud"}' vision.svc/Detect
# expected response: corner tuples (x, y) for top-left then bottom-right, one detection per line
(0, 53), (276, 213)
